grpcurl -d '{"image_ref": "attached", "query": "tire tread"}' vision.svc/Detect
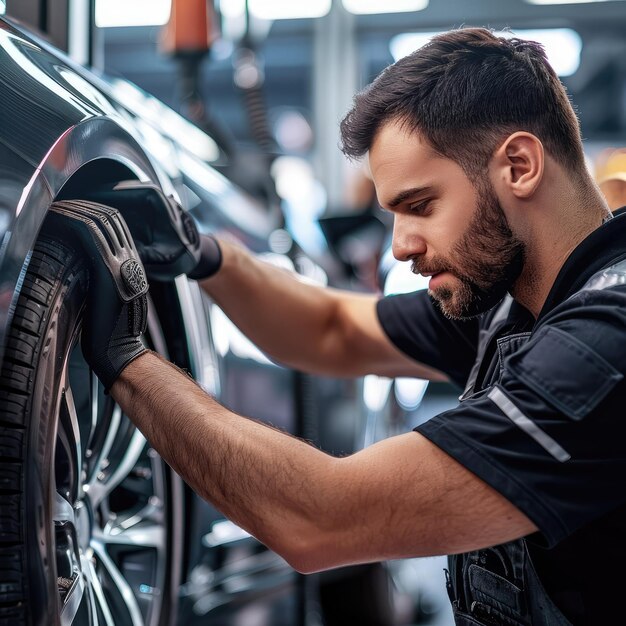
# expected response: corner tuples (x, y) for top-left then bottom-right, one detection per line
(0, 235), (82, 621)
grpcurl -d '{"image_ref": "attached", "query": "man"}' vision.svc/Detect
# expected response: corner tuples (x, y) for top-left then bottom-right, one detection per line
(56, 28), (626, 625)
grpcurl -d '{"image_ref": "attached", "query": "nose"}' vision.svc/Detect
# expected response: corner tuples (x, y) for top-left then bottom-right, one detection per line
(391, 215), (426, 262)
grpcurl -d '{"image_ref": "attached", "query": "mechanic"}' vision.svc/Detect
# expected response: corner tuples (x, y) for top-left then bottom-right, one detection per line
(52, 28), (626, 625)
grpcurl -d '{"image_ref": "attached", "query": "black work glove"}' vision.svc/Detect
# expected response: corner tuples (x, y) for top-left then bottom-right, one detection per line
(46, 201), (149, 391)
(89, 180), (222, 281)
(87, 181), (202, 281)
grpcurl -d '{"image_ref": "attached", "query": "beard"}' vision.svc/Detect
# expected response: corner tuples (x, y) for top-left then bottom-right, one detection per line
(412, 180), (525, 320)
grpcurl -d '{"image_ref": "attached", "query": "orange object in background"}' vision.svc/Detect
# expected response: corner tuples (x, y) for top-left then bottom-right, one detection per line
(160, 0), (219, 55)
(595, 148), (626, 212)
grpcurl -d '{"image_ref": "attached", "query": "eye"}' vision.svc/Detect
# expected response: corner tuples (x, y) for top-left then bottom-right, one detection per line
(407, 199), (432, 215)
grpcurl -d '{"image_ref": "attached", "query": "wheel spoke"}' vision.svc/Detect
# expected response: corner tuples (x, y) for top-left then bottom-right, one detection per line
(84, 571), (102, 626)
(91, 370), (99, 436)
(59, 385), (83, 502)
(85, 404), (122, 488)
(87, 429), (147, 508)
(80, 369), (101, 463)
(83, 553), (117, 626)
(59, 573), (86, 626)
(96, 522), (164, 550)
(53, 491), (77, 525)
(98, 499), (165, 550)
(91, 540), (145, 626)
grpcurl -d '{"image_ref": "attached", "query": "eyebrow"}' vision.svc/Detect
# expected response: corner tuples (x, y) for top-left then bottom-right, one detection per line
(387, 186), (432, 209)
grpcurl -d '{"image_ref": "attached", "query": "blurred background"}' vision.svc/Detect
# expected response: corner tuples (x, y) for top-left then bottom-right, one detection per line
(5, 0), (626, 234)
(3, 1), (626, 624)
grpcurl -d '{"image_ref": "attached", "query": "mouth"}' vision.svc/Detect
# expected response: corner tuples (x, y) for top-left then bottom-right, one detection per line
(427, 271), (452, 290)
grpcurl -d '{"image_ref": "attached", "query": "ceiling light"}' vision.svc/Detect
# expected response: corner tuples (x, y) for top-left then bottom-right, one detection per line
(390, 27), (582, 77)
(343, 0), (428, 14)
(526, 0), (619, 4)
(220, 0), (331, 20)
(219, 0), (246, 18)
(390, 32), (438, 60)
(512, 29), (582, 76)
(95, 0), (171, 28)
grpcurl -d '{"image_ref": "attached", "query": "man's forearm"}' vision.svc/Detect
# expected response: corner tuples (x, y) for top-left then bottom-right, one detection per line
(110, 350), (341, 569)
(110, 352), (534, 572)
(197, 240), (376, 376)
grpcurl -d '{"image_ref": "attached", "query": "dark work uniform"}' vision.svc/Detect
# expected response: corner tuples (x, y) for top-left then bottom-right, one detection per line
(377, 210), (626, 625)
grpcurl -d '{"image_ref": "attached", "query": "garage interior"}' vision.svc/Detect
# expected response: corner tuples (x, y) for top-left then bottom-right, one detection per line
(1, 1), (626, 625)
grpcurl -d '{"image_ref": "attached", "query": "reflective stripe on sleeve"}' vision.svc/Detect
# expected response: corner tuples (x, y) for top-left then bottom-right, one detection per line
(488, 386), (571, 463)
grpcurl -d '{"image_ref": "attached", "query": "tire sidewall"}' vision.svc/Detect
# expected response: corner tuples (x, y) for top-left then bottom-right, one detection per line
(25, 253), (88, 626)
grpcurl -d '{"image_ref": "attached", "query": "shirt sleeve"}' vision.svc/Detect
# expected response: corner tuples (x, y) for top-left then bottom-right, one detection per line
(376, 290), (479, 388)
(416, 287), (626, 547)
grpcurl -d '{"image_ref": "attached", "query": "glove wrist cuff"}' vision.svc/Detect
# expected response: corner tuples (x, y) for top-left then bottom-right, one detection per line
(188, 235), (222, 280)
(94, 342), (147, 392)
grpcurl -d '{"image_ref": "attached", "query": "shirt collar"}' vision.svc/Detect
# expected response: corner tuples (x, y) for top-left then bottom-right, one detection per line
(537, 208), (626, 320)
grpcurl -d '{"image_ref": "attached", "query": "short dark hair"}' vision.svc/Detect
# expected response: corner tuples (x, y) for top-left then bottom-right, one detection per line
(340, 28), (586, 178)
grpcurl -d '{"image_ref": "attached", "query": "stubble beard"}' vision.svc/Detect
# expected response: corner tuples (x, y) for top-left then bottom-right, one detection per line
(413, 180), (525, 320)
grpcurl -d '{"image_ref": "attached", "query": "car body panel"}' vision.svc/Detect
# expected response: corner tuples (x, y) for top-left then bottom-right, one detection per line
(0, 15), (273, 367)
(0, 18), (171, 361)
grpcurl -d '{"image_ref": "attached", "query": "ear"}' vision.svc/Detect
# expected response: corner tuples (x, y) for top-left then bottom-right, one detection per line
(490, 132), (544, 199)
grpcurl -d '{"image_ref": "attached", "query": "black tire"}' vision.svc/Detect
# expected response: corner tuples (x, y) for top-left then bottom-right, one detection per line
(0, 233), (182, 626)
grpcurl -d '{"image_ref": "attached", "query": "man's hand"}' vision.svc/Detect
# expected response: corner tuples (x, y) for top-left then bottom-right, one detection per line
(46, 201), (149, 390)
(88, 180), (222, 281)
(87, 181), (203, 281)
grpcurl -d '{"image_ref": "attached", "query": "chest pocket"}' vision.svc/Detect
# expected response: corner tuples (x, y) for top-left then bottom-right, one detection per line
(505, 325), (623, 421)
